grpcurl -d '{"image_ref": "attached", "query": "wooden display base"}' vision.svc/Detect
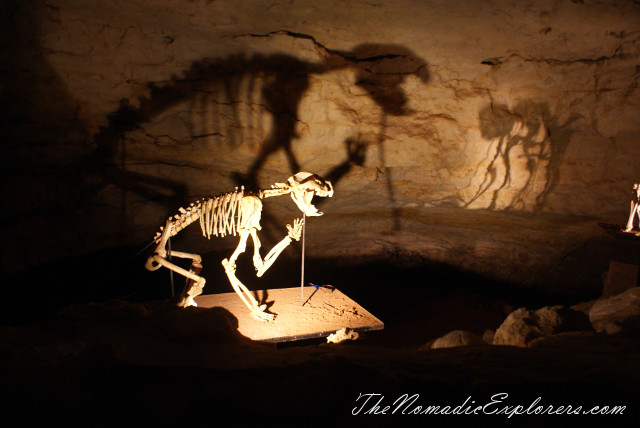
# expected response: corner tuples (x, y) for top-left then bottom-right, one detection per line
(599, 222), (640, 240)
(194, 286), (384, 343)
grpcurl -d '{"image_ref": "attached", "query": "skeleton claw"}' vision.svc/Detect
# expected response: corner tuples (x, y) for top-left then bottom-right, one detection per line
(287, 218), (304, 241)
(251, 304), (276, 322)
(177, 295), (198, 308)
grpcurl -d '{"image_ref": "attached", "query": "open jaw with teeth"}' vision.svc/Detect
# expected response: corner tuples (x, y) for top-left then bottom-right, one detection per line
(288, 172), (334, 217)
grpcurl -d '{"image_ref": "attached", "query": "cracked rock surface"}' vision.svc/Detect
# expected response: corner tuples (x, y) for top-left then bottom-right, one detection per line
(2, 0), (640, 296)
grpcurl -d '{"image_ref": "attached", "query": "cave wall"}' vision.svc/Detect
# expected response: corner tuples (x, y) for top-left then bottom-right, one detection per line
(2, 0), (639, 293)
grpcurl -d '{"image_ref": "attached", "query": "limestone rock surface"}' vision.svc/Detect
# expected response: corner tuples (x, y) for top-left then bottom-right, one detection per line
(602, 262), (639, 297)
(2, 0), (640, 295)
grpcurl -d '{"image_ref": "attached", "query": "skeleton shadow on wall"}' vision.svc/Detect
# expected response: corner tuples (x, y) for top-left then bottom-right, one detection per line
(0, 0), (187, 273)
(93, 99), (189, 222)
(94, 42), (429, 238)
(466, 102), (581, 211)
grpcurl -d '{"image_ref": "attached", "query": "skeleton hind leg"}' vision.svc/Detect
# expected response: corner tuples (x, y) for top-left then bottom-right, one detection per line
(150, 251), (206, 307)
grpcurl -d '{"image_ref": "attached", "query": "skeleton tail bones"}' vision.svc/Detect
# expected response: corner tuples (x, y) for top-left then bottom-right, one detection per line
(144, 173), (332, 322)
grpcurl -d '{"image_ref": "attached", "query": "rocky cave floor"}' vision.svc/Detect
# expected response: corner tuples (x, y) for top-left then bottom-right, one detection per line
(2, 248), (639, 427)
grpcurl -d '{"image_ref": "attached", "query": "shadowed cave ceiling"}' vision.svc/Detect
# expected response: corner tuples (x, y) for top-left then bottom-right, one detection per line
(2, 0), (639, 296)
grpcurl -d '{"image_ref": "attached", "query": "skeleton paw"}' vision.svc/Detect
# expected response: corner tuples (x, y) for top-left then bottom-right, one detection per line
(287, 218), (304, 241)
(250, 304), (276, 322)
(177, 295), (197, 308)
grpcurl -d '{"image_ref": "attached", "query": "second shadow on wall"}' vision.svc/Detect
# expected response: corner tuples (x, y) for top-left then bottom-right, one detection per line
(468, 102), (581, 211)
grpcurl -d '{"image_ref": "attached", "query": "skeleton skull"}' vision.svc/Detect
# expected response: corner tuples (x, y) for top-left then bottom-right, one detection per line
(288, 172), (334, 216)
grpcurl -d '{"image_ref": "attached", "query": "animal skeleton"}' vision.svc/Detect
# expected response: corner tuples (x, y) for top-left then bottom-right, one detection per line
(145, 172), (333, 321)
(625, 183), (640, 234)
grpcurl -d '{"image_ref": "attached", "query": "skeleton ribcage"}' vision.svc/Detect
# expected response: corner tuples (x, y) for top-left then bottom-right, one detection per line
(154, 187), (262, 242)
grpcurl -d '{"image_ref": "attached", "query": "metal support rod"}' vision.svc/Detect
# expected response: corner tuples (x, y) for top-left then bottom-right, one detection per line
(300, 213), (306, 306)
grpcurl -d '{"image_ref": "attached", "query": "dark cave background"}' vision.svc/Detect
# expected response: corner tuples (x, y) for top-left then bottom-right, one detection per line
(2, 0), (640, 426)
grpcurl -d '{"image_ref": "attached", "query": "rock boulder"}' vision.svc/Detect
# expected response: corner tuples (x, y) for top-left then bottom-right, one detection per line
(430, 330), (486, 349)
(589, 287), (640, 334)
(493, 305), (591, 347)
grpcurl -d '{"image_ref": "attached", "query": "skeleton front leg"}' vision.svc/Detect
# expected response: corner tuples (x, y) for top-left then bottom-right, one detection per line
(255, 218), (303, 277)
(222, 229), (275, 322)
